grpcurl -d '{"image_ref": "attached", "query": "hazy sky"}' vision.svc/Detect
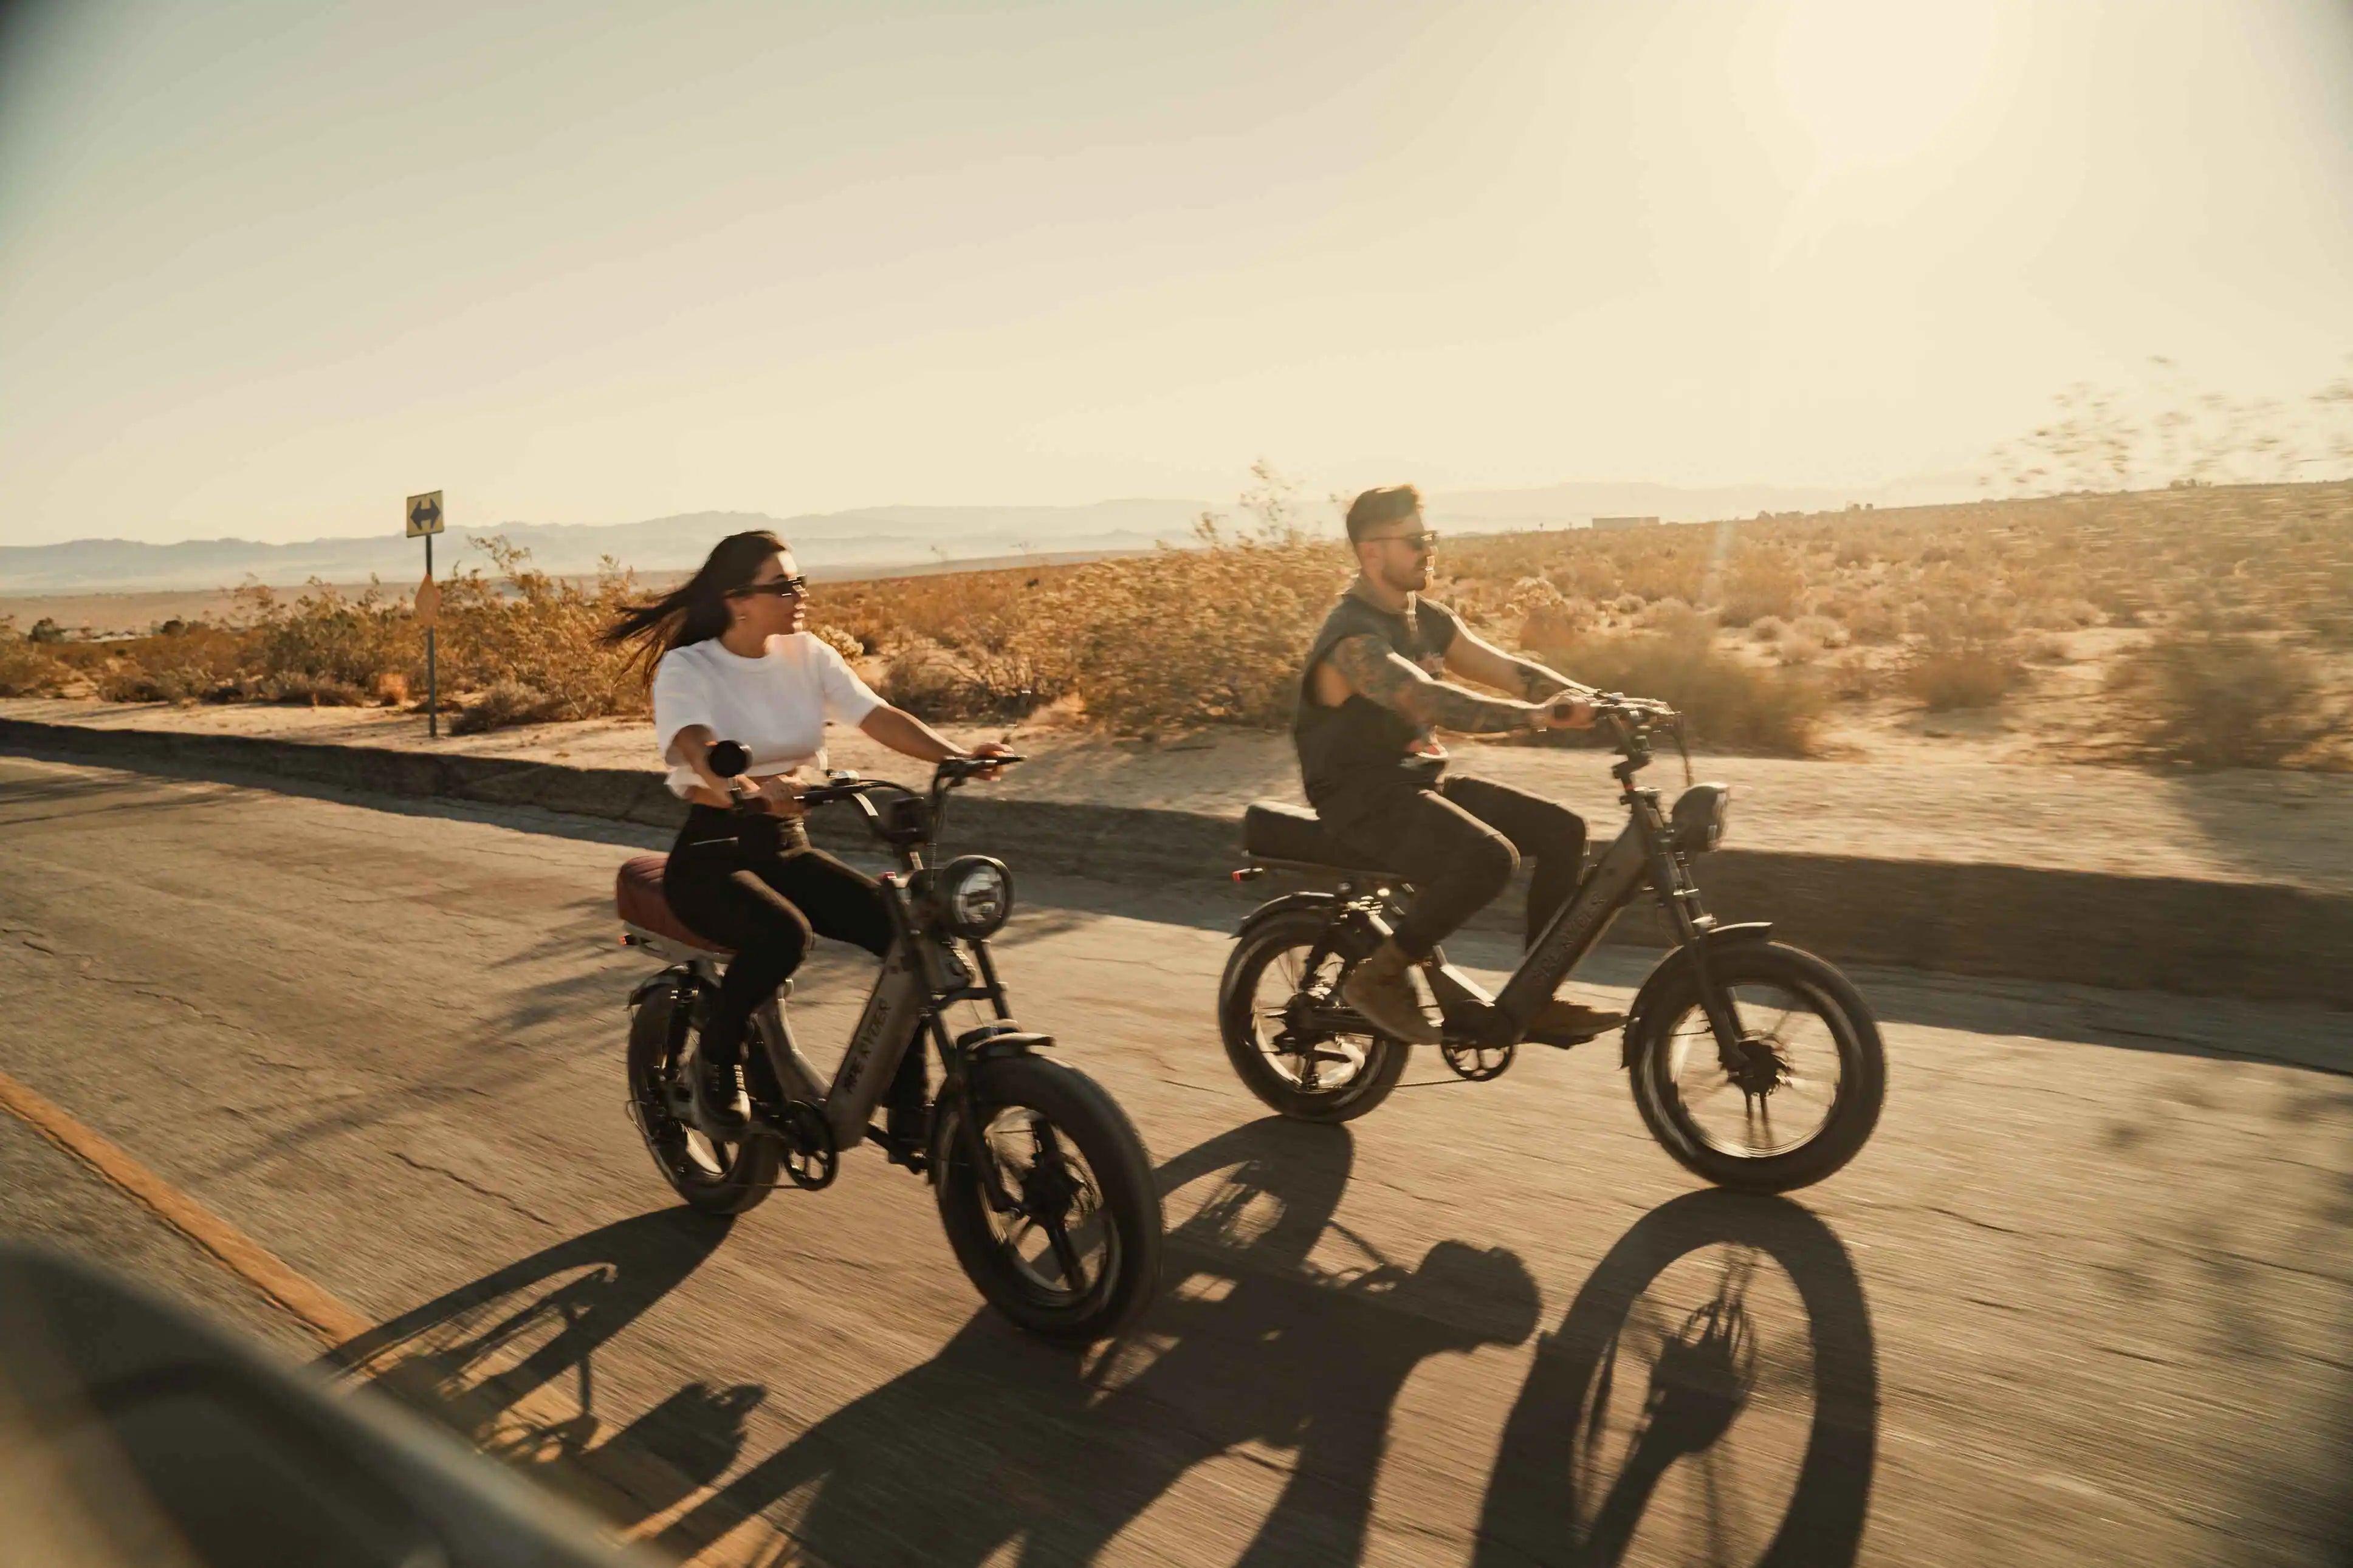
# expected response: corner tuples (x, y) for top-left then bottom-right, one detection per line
(4, 0), (2350, 546)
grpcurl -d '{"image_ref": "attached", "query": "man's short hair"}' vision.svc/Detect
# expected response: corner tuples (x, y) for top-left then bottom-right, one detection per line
(1345, 484), (1423, 544)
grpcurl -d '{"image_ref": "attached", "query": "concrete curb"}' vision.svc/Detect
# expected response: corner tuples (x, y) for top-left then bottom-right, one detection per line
(4, 716), (2347, 1008)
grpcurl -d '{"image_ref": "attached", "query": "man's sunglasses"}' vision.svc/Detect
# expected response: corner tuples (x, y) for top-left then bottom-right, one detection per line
(733, 575), (809, 599)
(1374, 530), (1440, 553)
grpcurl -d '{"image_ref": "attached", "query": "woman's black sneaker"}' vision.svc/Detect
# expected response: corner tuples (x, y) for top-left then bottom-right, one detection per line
(690, 1056), (751, 1139)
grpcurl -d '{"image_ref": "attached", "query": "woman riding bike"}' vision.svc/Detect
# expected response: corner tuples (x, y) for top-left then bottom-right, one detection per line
(603, 531), (1009, 1145)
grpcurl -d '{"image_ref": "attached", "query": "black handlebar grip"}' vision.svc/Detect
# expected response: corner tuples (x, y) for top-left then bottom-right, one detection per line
(707, 740), (751, 779)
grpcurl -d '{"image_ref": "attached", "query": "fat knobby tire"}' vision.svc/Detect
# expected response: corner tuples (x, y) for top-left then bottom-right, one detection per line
(1626, 940), (1886, 1193)
(1217, 909), (1411, 1123)
(935, 1053), (1164, 1343)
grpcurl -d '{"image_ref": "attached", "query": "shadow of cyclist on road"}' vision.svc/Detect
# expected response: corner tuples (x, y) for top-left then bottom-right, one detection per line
(651, 1118), (1541, 1566)
(324, 1207), (756, 1524)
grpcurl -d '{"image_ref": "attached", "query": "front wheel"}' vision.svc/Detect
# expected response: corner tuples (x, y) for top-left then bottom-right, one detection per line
(935, 1055), (1163, 1342)
(1627, 941), (1886, 1193)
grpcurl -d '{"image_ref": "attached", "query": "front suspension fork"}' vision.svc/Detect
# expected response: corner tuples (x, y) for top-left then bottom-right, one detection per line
(1652, 847), (1748, 1066)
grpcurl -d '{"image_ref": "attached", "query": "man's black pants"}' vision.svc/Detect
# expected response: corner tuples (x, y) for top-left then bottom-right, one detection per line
(1316, 774), (1587, 960)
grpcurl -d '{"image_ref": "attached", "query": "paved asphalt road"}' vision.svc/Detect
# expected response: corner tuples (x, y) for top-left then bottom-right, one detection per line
(0, 753), (2347, 1567)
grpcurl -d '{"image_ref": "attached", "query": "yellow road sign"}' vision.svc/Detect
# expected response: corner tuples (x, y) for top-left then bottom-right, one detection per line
(414, 573), (442, 631)
(405, 490), (445, 538)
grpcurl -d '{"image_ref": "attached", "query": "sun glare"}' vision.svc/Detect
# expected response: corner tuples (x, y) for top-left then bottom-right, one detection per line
(1769, 0), (2007, 173)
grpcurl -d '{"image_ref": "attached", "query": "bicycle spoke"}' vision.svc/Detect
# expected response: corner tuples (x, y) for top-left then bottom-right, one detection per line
(1040, 1213), (1088, 1289)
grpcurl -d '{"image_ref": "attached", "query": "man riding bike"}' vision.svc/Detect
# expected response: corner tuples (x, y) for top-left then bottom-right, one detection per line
(1296, 484), (1625, 1046)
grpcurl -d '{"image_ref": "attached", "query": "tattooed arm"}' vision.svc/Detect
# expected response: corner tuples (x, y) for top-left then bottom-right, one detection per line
(1443, 625), (1595, 705)
(1325, 634), (1591, 734)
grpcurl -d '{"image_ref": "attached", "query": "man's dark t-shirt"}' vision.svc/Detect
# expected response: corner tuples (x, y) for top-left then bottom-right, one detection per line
(1293, 590), (1461, 806)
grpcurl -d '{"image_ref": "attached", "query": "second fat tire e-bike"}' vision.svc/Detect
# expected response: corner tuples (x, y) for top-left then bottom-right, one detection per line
(1220, 701), (1886, 1193)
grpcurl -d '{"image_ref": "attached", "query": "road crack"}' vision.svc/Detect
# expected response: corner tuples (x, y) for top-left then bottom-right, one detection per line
(388, 1149), (557, 1230)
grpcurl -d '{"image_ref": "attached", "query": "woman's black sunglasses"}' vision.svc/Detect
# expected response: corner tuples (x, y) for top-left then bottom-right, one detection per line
(733, 575), (809, 599)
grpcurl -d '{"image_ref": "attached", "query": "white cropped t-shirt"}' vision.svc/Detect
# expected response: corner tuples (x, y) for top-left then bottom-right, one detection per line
(650, 634), (884, 798)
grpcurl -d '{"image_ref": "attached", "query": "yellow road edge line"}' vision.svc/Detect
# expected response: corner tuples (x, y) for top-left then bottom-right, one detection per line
(0, 1064), (789, 1565)
(0, 1064), (370, 1344)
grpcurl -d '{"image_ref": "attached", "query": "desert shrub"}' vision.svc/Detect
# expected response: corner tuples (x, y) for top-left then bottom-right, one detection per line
(1533, 608), (1824, 755)
(1839, 593), (1905, 645)
(451, 679), (568, 734)
(1017, 522), (1341, 733)
(255, 671), (373, 705)
(1775, 633), (1824, 666)
(1791, 614), (1849, 649)
(90, 622), (256, 702)
(0, 625), (67, 696)
(1901, 646), (2025, 710)
(436, 541), (645, 723)
(1821, 652), (1881, 702)
(811, 625), (865, 663)
(2108, 630), (2337, 767)
(1719, 549), (1807, 626)
(238, 581), (418, 696)
(880, 638), (1046, 722)
(1748, 615), (1788, 643)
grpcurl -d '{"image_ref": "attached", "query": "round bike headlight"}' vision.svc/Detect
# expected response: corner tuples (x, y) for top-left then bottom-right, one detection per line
(936, 855), (1015, 940)
(1670, 783), (1731, 855)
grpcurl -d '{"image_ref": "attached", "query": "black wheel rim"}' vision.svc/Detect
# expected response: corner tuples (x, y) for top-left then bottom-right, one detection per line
(972, 1104), (1116, 1306)
(1245, 940), (1379, 1098)
(1660, 978), (1850, 1160)
(636, 1053), (741, 1187)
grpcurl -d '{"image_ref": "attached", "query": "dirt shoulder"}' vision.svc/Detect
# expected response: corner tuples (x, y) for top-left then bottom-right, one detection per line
(5, 696), (2349, 895)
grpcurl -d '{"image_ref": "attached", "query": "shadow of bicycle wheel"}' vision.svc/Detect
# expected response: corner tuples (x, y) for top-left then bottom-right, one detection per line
(1475, 1189), (1878, 1567)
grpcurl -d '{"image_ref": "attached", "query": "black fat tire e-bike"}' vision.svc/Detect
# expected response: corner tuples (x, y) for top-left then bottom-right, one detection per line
(616, 746), (1164, 1341)
(1218, 702), (1886, 1193)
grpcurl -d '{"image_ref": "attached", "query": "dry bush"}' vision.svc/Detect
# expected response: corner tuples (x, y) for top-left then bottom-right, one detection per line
(1015, 522), (1342, 733)
(881, 638), (1047, 722)
(1748, 615), (1789, 643)
(1531, 608), (1824, 755)
(452, 679), (568, 734)
(0, 625), (68, 696)
(1839, 592), (1905, 645)
(1821, 652), (1882, 702)
(236, 582), (418, 699)
(1719, 549), (1807, 627)
(91, 622), (258, 702)
(436, 541), (645, 724)
(1901, 646), (2025, 711)
(1792, 614), (1849, 649)
(2108, 629), (2338, 767)
(1776, 633), (1825, 666)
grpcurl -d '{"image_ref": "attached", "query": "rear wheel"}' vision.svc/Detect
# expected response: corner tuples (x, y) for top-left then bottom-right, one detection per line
(626, 977), (779, 1216)
(1218, 908), (1410, 1123)
(1626, 942), (1885, 1193)
(935, 1054), (1162, 1342)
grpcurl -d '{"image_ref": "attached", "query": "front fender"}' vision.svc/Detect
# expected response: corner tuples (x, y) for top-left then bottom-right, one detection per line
(1620, 922), (1774, 1069)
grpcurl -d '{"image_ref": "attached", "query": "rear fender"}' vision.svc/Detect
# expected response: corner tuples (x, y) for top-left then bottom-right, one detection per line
(1621, 922), (1774, 1069)
(1234, 891), (1341, 939)
(627, 967), (694, 1013)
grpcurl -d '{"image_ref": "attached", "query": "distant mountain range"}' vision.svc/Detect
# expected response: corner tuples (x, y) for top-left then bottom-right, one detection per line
(0, 475), (1980, 594)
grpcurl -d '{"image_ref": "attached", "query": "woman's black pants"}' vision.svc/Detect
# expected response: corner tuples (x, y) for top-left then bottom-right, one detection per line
(661, 806), (895, 1069)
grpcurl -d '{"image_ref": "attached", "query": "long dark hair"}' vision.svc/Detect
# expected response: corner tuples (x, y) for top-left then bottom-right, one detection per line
(603, 530), (786, 676)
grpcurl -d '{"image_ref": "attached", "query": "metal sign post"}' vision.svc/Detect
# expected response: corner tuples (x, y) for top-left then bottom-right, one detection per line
(405, 491), (445, 738)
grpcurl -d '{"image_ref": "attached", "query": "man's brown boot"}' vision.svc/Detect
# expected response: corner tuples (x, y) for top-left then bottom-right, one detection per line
(1527, 998), (1627, 1047)
(1340, 939), (1442, 1044)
